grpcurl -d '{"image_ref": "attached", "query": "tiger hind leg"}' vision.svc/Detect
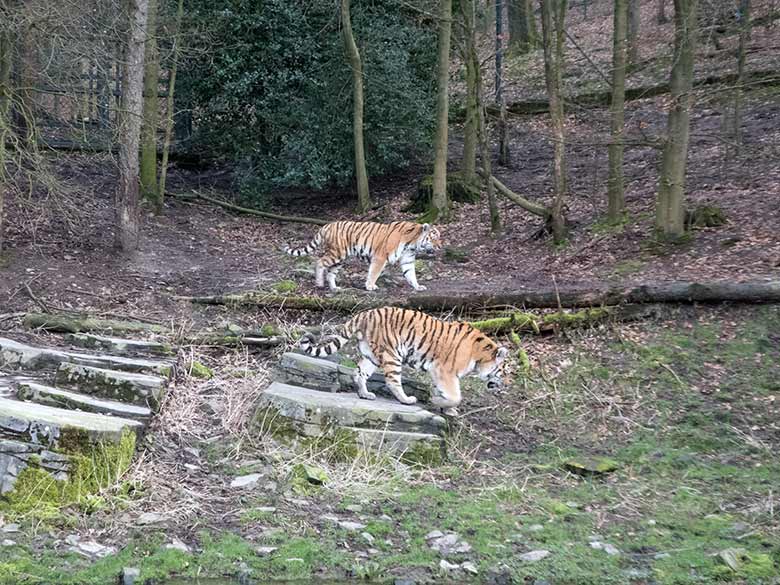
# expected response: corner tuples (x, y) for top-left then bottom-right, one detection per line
(318, 255), (342, 290)
(431, 366), (462, 415)
(381, 352), (417, 405)
(353, 357), (377, 400)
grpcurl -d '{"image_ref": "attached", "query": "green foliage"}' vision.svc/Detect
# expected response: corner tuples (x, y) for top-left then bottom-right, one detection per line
(180, 0), (436, 197)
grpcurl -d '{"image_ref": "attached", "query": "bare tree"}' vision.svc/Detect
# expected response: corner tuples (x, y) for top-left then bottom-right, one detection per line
(140, 0), (160, 210)
(539, 0), (568, 243)
(0, 14), (9, 254)
(431, 0), (452, 222)
(496, 0), (510, 165)
(628, 0), (640, 65)
(158, 0), (184, 200)
(657, 0), (668, 24)
(509, 0), (538, 53)
(655, 0), (697, 239)
(460, 0), (478, 184)
(476, 53), (502, 235)
(732, 0), (750, 153)
(116, 0), (149, 252)
(608, 0), (628, 222)
(341, 0), (370, 214)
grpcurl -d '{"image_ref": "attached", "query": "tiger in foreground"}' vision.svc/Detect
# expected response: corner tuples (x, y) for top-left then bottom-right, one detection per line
(284, 220), (441, 292)
(299, 307), (508, 415)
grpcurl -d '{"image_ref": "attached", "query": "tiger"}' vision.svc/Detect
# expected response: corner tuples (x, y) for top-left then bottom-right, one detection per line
(284, 220), (441, 292)
(298, 306), (509, 415)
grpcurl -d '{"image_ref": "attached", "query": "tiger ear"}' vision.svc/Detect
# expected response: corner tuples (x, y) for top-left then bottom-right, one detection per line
(421, 223), (431, 234)
(496, 347), (509, 361)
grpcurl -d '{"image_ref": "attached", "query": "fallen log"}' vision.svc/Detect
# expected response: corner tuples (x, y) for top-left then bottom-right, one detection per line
(178, 280), (780, 313)
(191, 191), (329, 226)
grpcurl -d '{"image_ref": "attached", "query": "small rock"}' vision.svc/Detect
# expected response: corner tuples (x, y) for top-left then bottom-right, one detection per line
(137, 512), (165, 525)
(439, 559), (461, 572)
(603, 543), (620, 556)
(345, 504), (363, 513)
(729, 522), (751, 535)
(355, 551), (369, 559)
(367, 548), (380, 555)
(165, 538), (190, 553)
(461, 561), (479, 575)
(297, 464), (328, 485)
(361, 532), (375, 544)
(589, 541), (604, 550)
(285, 558), (305, 563)
(1, 539), (15, 547)
(518, 550), (550, 562)
(425, 530), (444, 540)
(1, 523), (19, 533)
(717, 547), (747, 572)
(188, 360), (213, 379)
(564, 456), (620, 475)
(393, 579), (416, 585)
(338, 521), (367, 531)
(65, 534), (81, 546)
(654, 552), (671, 560)
(429, 533), (472, 555)
(75, 540), (116, 558)
(230, 473), (263, 488)
(485, 565), (515, 585)
(380, 514), (393, 522)
(120, 567), (141, 585)
(256, 546), (278, 556)
(184, 463), (200, 472)
(587, 534), (603, 543)
(527, 524), (544, 532)
(255, 506), (276, 514)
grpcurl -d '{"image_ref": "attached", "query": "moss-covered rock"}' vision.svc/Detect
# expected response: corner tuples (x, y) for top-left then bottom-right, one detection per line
(406, 171), (482, 213)
(188, 360), (214, 379)
(685, 204), (727, 229)
(271, 280), (298, 294)
(564, 456), (620, 475)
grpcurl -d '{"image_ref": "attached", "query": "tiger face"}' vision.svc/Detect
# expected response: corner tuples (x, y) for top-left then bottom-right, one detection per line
(476, 346), (509, 390)
(414, 224), (442, 255)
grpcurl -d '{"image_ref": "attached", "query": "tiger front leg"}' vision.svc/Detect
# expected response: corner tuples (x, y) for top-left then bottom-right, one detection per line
(353, 357), (378, 400)
(380, 352), (417, 405)
(365, 256), (388, 291)
(431, 366), (462, 416)
(319, 255), (342, 290)
(400, 257), (426, 291)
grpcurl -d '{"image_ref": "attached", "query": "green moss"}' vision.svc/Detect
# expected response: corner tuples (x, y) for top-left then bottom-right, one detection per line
(1, 430), (136, 516)
(443, 247), (470, 263)
(260, 323), (279, 337)
(470, 311), (540, 334)
(188, 360), (213, 379)
(402, 439), (444, 466)
(542, 307), (611, 328)
(270, 280), (297, 294)
(685, 204), (727, 229)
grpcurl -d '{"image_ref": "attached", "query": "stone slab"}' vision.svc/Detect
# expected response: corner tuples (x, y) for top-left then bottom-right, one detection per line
(0, 337), (173, 377)
(0, 397), (143, 448)
(64, 333), (173, 357)
(0, 438), (71, 494)
(257, 382), (446, 436)
(55, 362), (166, 410)
(17, 382), (153, 421)
(278, 352), (430, 401)
(347, 427), (444, 461)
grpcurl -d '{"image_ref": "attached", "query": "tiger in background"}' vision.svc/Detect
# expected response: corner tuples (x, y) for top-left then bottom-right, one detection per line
(284, 221), (441, 292)
(299, 306), (508, 415)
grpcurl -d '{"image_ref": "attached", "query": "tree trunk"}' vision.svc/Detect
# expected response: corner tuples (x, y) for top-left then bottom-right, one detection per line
(732, 0), (750, 154)
(509, 0), (538, 52)
(496, 0), (510, 166)
(140, 0), (160, 211)
(608, 0), (628, 222)
(655, 0), (697, 240)
(430, 0), (452, 222)
(476, 36), (502, 235)
(656, 0), (668, 24)
(158, 0), (184, 199)
(341, 0), (370, 214)
(0, 20), (9, 255)
(461, 0), (478, 184)
(627, 0), (640, 66)
(116, 0), (149, 253)
(181, 280), (780, 313)
(540, 0), (568, 244)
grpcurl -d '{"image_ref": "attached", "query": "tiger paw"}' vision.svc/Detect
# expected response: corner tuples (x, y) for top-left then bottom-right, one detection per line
(365, 283), (378, 291)
(442, 407), (459, 417)
(400, 395), (417, 405)
(359, 391), (377, 400)
(413, 284), (427, 291)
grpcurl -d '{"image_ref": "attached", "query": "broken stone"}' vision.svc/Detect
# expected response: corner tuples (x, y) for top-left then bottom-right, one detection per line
(461, 561), (479, 575)
(74, 540), (116, 558)
(518, 550), (550, 562)
(17, 382), (152, 421)
(429, 533), (472, 556)
(55, 362), (166, 410)
(564, 456), (619, 475)
(337, 521), (367, 531)
(0, 439), (70, 494)
(1, 539), (16, 546)
(120, 567), (141, 585)
(64, 334), (173, 357)
(425, 530), (444, 540)
(256, 546), (278, 556)
(230, 473), (263, 488)
(136, 512), (165, 525)
(527, 524), (544, 532)
(165, 538), (190, 553)
(361, 532), (375, 544)
(439, 559), (461, 572)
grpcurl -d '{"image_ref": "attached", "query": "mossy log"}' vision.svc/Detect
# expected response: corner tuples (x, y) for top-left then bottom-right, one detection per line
(192, 191), (329, 226)
(24, 313), (168, 335)
(179, 280), (780, 314)
(492, 68), (780, 116)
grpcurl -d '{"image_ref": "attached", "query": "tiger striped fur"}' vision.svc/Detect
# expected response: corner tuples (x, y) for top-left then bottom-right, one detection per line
(299, 307), (508, 413)
(284, 220), (441, 291)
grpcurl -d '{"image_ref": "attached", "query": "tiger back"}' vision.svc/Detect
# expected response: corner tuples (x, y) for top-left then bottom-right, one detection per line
(284, 221), (441, 291)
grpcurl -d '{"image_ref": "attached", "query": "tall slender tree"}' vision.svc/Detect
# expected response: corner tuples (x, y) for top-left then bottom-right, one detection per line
(461, 0), (478, 184)
(140, 0), (160, 211)
(540, 0), (568, 243)
(732, 0), (750, 153)
(476, 56), (502, 235)
(608, 0), (628, 222)
(158, 0), (184, 202)
(431, 0), (452, 222)
(496, 0), (510, 165)
(509, 0), (538, 52)
(341, 0), (370, 213)
(0, 14), (10, 254)
(628, 0), (640, 65)
(655, 0), (697, 240)
(116, 0), (149, 252)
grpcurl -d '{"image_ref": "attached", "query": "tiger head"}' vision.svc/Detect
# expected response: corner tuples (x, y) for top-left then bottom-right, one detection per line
(475, 345), (510, 390)
(414, 224), (442, 255)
